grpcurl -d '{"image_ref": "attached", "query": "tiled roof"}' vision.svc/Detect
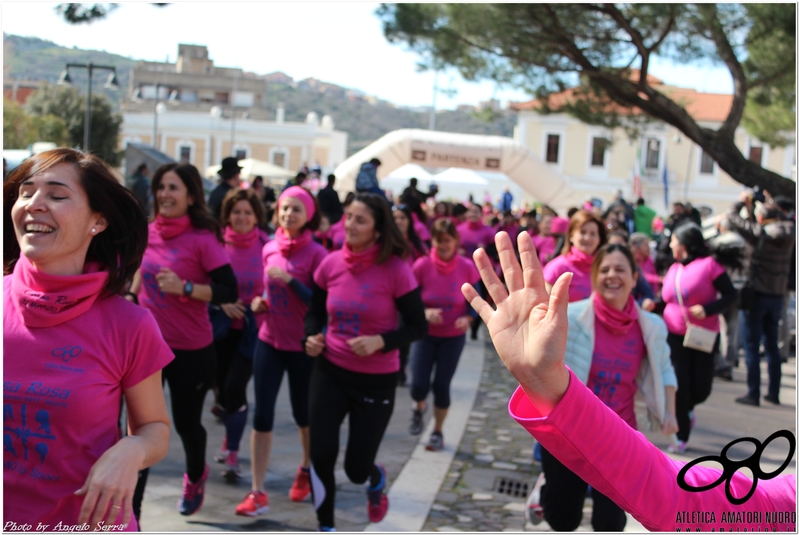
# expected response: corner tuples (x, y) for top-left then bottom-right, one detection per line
(511, 69), (733, 122)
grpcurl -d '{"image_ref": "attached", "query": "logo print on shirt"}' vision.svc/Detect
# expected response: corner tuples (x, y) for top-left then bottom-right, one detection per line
(51, 346), (82, 363)
(3, 404), (55, 463)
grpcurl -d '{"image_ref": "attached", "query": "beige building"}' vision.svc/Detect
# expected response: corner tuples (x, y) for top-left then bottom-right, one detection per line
(120, 44), (348, 176)
(512, 72), (796, 216)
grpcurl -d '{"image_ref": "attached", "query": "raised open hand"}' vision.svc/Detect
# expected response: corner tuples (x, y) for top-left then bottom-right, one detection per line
(462, 231), (572, 413)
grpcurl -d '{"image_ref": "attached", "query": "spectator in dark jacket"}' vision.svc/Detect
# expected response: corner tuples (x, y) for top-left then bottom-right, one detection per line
(727, 193), (795, 407)
(208, 157), (242, 221)
(317, 174), (344, 224)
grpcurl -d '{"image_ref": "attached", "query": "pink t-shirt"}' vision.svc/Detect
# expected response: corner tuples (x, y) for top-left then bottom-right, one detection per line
(225, 232), (268, 330)
(588, 320), (646, 429)
(532, 235), (557, 267)
(456, 222), (496, 258)
(3, 277), (173, 528)
(259, 240), (327, 352)
(414, 219), (431, 243)
(543, 254), (592, 303)
(328, 220), (347, 250)
(412, 255), (480, 338)
(661, 256), (726, 335)
(140, 225), (231, 350)
(314, 252), (418, 374)
(638, 255), (661, 296)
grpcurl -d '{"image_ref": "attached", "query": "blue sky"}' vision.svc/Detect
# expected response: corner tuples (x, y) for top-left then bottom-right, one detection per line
(3, 2), (734, 109)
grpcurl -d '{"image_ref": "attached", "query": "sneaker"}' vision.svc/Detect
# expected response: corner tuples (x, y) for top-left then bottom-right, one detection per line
(222, 451), (241, 482)
(525, 472), (545, 525)
(366, 464), (389, 523)
(735, 395), (760, 406)
(289, 466), (311, 502)
(667, 439), (688, 454)
(235, 490), (269, 517)
(409, 408), (424, 436)
(214, 437), (229, 464)
(764, 394), (781, 405)
(318, 526), (337, 532)
(178, 463), (209, 516)
(425, 431), (444, 452)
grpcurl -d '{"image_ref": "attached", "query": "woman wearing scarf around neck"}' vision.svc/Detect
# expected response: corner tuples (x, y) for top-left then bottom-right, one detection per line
(209, 189), (269, 483)
(4, 149), (173, 530)
(407, 219), (481, 451)
(233, 186), (327, 517)
(304, 193), (427, 531)
(129, 163), (238, 516)
(544, 210), (607, 303)
(456, 202), (496, 259)
(528, 243), (677, 531)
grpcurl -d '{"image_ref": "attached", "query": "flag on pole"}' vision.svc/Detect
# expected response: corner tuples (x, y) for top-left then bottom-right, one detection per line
(662, 145), (669, 209)
(633, 141), (643, 199)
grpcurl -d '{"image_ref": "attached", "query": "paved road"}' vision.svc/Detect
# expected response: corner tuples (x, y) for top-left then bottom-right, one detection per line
(138, 332), (796, 532)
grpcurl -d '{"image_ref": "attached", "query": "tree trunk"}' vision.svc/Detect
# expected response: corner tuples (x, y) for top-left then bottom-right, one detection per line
(706, 134), (796, 197)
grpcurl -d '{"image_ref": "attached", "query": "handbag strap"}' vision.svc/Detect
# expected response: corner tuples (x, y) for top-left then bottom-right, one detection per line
(674, 264), (694, 327)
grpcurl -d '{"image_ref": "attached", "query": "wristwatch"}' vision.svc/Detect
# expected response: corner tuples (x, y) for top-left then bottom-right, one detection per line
(183, 280), (194, 297)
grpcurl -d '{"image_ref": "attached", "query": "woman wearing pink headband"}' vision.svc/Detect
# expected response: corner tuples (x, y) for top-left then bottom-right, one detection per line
(234, 186), (328, 517)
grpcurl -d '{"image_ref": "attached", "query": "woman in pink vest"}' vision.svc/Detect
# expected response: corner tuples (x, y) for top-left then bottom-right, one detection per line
(463, 231), (795, 533)
(544, 210), (607, 303)
(4, 149), (172, 530)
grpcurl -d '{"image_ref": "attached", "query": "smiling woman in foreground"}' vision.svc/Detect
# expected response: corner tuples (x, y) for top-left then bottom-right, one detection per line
(462, 231), (795, 532)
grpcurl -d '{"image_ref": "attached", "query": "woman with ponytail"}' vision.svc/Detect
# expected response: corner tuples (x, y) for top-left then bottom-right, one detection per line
(234, 186), (327, 516)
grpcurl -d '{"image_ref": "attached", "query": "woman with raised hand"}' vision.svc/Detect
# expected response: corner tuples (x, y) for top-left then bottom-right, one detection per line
(527, 243), (677, 531)
(211, 188), (269, 482)
(543, 210), (606, 303)
(131, 162), (238, 516)
(304, 193), (427, 532)
(462, 231), (795, 533)
(648, 223), (738, 454)
(234, 186), (327, 517)
(408, 219), (480, 451)
(4, 149), (172, 530)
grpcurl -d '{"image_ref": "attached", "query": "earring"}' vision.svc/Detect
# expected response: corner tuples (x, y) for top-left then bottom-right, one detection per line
(91, 228), (96, 234)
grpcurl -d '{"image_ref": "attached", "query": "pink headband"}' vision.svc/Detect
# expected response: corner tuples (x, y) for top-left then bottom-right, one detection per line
(279, 186), (316, 220)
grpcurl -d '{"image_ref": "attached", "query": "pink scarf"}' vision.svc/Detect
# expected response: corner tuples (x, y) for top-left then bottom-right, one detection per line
(341, 242), (380, 274)
(154, 214), (191, 239)
(430, 247), (458, 275)
(593, 293), (638, 336)
(467, 220), (484, 230)
(275, 227), (312, 257)
(11, 254), (109, 328)
(566, 246), (595, 273)
(224, 226), (259, 249)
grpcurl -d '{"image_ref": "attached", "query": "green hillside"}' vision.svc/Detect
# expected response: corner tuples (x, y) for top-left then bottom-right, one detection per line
(4, 34), (518, 155)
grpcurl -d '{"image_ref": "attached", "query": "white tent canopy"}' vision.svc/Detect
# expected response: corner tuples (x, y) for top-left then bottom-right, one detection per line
(384, 163), (434, 181)
(333, 129), (579, 211)
(205, 158), (294, 181)
(432, 167), (489, 185)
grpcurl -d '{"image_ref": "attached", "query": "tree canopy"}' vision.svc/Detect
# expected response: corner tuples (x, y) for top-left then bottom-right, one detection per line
(25, 84), (123, 166)
(378, 3), (796, 197)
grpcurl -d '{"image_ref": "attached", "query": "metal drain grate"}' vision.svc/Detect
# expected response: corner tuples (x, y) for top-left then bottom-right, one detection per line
(494, 476), (530, 498)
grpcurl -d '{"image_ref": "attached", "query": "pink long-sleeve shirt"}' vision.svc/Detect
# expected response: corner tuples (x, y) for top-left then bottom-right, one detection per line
(509, 369), (796, 532)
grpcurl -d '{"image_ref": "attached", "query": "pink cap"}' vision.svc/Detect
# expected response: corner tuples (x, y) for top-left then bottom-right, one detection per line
(551, 217), (570, 234)
(652, 217), (664, 232)
(279, 186), (316, 221)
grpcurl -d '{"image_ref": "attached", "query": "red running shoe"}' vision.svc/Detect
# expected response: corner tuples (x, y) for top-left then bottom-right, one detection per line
(289, 466), (311, 502)
(366, 464), (389, 523)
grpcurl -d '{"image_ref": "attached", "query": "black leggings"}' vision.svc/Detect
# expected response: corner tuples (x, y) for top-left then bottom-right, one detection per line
(668, 332), (717, 443)
(540, 446), (627, 531)
(214, 328), (253, 414)
(252, 339), (314, 432)
(308, 357), (397, 528)
(409, 334), (466, 408)
(162, 343), (216, 482)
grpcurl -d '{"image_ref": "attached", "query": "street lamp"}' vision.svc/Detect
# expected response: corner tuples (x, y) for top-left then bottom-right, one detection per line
(57, 63), (118, 153)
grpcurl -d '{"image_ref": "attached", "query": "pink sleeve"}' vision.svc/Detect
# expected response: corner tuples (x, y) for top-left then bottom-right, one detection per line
(121, 308), (175, 389)
(393, 258), (419, 298)
(542, 256), (564, 285)
(508, 369), (795, 531)
(201, 234), (231, 272)
(411, 257), (426, 285)
(313, 254), (331, 290)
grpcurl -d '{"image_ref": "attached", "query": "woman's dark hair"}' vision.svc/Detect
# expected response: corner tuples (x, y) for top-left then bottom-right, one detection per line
(452, 203), (468, 218)
(590, 243), (638, 289)
(4, 148), (148, 297)
(393, 204), (425, 257)
(675, 222), (743, 270)
(151, 162), (223, 242)
(561, 210), (607, 255)
(221, 188), (266, 228)
(345, 193), (409, 264)
(430, 217), (460, 243)
(273, 190), (322, 232)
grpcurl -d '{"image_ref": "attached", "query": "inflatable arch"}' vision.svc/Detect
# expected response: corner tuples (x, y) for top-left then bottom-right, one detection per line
(333, 129), (579, 210)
